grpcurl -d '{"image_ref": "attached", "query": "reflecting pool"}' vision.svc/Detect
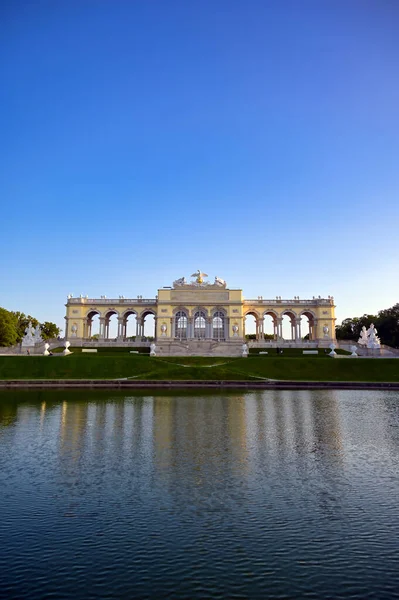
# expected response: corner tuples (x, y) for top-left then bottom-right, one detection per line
(0, 389), (398, 599)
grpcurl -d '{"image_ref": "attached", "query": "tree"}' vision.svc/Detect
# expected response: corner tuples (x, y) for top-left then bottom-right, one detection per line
(40, 322), (61, 341)
(375, 304), (399, 347)
(0, 308), (18, 347)
(336, 305), (399, 347)
(336, 315), (376, 341)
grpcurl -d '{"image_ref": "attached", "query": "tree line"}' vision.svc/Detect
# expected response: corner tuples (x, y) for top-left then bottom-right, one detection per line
(335, 303), (399, 347)
(0, 307), (61, 347)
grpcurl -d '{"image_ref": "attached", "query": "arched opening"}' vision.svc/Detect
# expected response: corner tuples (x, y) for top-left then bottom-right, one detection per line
(86, 310), (100, 340)
(104, 310), (118, 340)
(212, 311), (225, 340)
(281, 311), (297, 341)
(175, 311), (188, 340)
(123, 311), (137, 341)
(263, 311), (278, 340)
(194, 311), (206, 339)
(300, 311), (316, 341)
(244, 312), (258, 341)
(142, 311), (156, 340)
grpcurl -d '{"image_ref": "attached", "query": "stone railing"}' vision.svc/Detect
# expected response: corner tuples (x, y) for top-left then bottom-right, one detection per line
(67, 339), (151, 347)
(0, 338), (63, 355)
(248, 340), (319, 348)
(68, 298), (157, 304)
(0, 343), (22, 355)
(244, 298), (334, 306)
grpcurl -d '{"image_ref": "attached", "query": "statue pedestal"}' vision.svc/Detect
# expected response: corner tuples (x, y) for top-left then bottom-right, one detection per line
(318, 339), (335, 348)
(22, 345), (35, 355)
(366, 347), (381, 357)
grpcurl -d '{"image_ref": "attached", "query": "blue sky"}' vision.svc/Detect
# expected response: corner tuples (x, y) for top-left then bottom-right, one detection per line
(1, 0), (398, 334)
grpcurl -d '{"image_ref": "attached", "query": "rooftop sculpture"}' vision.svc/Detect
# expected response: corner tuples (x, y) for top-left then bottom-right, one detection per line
(173, 270), (227, 288)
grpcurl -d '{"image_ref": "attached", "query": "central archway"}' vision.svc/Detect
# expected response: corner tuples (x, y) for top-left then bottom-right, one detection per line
(193, 311), (206, 339)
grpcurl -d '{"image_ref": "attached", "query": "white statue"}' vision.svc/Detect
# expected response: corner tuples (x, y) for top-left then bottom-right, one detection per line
(33, 325), (43, 343)
(350, 345), (358, 357)
(328, 343), (336, 356)
(160, 324), (167, 336)
(21, 321), (35, 346)
(43, 343), (50, 356)
(150, 343), (157, 356)
(358, 324), (381, 348)
(241, 343), (249, 357)
(358, 326), (368, 346)
(173, 277), (186, 287)
(232, 325), (239, 337)
(214, 276), (226, 287)
(71, 324), (78, 337)
(323, 325), (329, 337)
(63, 341), (72, 355)
(367, 323), (381, 349)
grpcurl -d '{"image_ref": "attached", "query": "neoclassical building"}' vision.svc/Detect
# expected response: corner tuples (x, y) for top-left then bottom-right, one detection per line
(65, 271), (336, 354)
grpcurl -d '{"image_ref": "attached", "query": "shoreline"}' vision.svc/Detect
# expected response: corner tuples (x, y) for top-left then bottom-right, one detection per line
(1, 379), (399, 390)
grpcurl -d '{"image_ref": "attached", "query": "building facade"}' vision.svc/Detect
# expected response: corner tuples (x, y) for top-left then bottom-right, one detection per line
(65, 271), (336, 350)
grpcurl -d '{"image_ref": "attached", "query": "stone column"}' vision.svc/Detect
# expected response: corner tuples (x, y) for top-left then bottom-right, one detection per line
(136, 319), (143, 340)
(117, 318), (124, 340)
(256, 319), (264, 341)
(154, 317), (158, 341)
(64, 317), (69, 339)
(224, 317), (229, 340)
(141, 318), (145, 339)
(296, 317), (302, 341)
(206, 318), (212, 339)
(99, 318), (106, 339)
(277, 318), (283, 340)
(313, 318), (319, 340)
(187, 318), (193, 339)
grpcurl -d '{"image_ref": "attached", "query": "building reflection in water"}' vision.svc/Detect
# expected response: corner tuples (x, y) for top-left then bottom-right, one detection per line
(244, 389), (342, 456)
(2, 389), (397, 503)
(152, 393), (249, 478)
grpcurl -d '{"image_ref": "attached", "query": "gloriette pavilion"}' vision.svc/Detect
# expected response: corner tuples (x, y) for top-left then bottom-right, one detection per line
(64, 271), (336, 356)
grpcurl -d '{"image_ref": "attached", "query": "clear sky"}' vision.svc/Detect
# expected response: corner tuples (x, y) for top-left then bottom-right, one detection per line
(1, 0), (398, 334)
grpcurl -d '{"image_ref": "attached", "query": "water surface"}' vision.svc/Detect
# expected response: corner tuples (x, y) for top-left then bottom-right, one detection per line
(0, 389), (398, 599)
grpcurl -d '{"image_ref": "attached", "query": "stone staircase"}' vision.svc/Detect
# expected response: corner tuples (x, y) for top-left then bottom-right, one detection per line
(155, 339), (243, 357)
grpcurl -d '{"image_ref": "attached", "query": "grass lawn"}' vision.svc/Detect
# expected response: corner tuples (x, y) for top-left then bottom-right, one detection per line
(0, 353), (398, 382)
